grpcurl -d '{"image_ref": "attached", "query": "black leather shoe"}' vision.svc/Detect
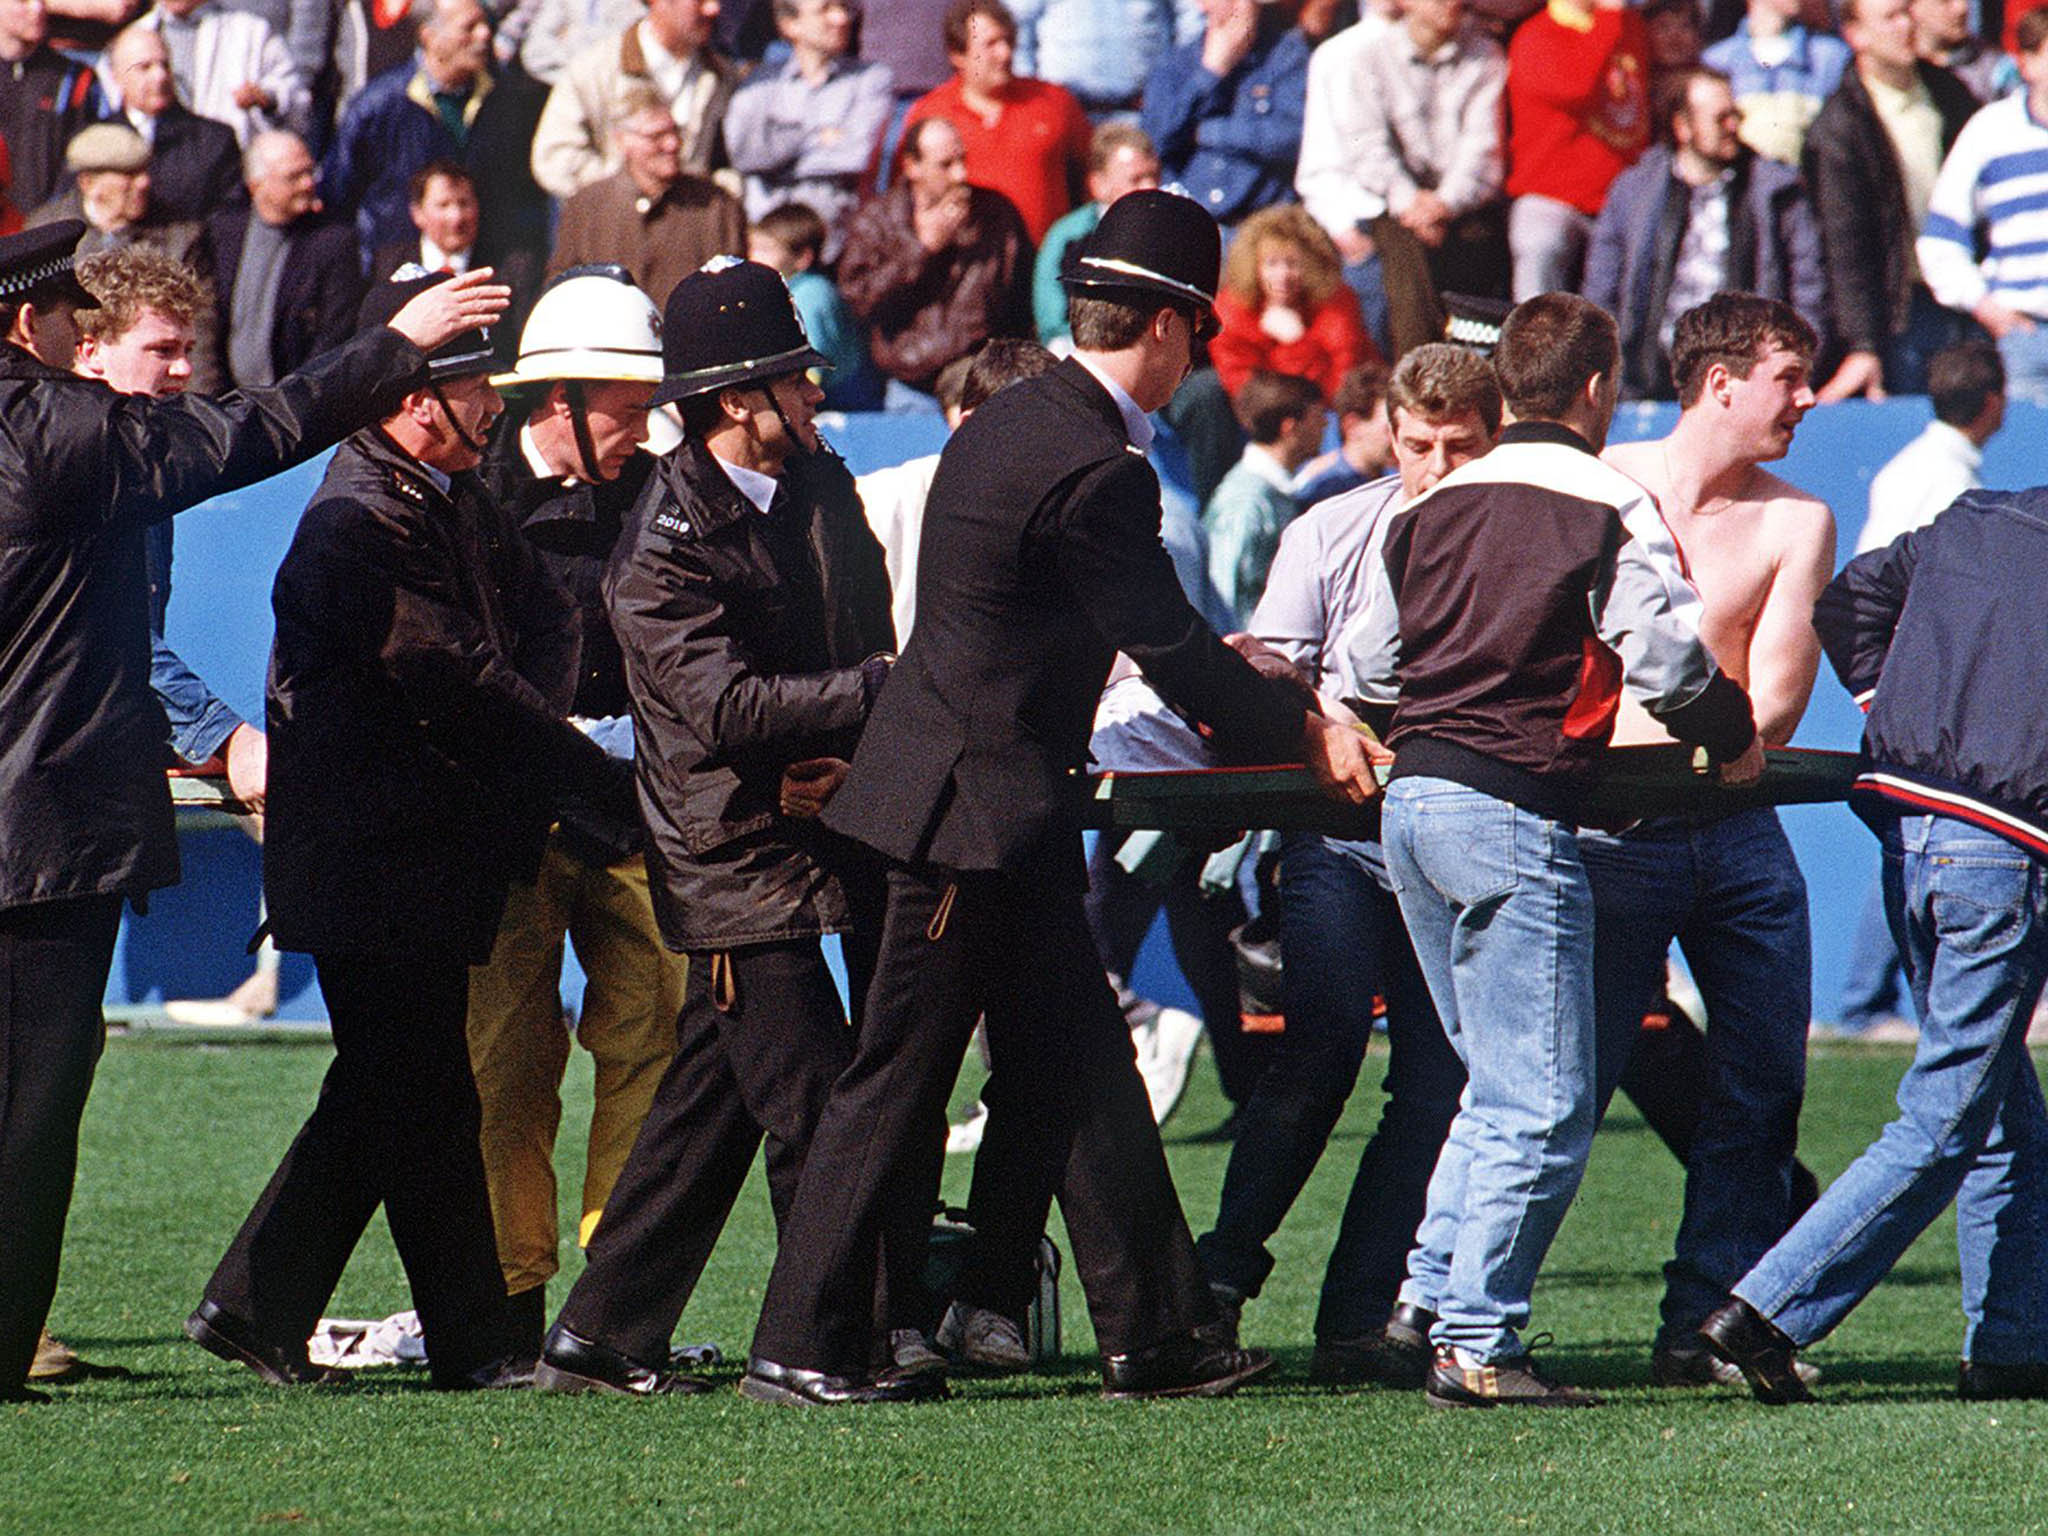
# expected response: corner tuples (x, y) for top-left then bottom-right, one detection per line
(1699, 1300), (1816, 1405)
(1099, 1332), (1275, 1399)
(186, 1301), (343, 1386)
(738, 1356), (930, 1406)
(534, 1326), (713, 1397)
(1383, 1301), (1435, 1354)
(1310, 1326), (1432, 1389)
(1959, 1360), (2048, 1400)
(0, 1383), (51, 1403)
(434, 1352), (538, 1392)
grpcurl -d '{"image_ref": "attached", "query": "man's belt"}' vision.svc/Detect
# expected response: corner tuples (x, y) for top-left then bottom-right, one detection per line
(1075, 746), (1860, 837)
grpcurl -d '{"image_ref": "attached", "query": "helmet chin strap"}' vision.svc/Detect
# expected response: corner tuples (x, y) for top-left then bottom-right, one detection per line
(753, 377), (845, 475)
(431, 380), (491, 459)
(564, 379), (602, 482)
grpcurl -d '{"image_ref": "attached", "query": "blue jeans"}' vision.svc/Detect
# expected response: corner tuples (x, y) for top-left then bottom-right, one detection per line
(1577, 809), (1810, 1347)
(1736, 814), (2048, 1363)
(1194, 833), (1464, 1340)
(1384, 778), (1599, 1362)
(1837, 866), (1911, 1031)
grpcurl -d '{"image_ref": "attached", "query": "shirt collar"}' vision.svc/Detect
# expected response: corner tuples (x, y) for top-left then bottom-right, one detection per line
(713, 453), (780, 512)
(1073, 353), (1155, 450)
(418, 460), (453, 494)
(1927, 418), (1983, 469)
(1239, 441), (1295, 494)
(419, 235), (471, 272)
(1497, 419), (1595, 455)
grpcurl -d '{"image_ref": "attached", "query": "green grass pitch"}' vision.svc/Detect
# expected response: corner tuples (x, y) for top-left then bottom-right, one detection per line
(8, 1035), (2048, 1534)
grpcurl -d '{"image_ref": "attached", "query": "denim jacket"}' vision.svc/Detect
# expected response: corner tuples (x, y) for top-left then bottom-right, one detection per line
(146, 522), (244, 766)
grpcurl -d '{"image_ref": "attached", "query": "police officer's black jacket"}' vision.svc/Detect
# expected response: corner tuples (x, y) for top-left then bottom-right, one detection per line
(0, 325), (425, 916)
(263, 425), (625, 961)
(604, 433), (895, 951)
(820, 358), (1306, 882)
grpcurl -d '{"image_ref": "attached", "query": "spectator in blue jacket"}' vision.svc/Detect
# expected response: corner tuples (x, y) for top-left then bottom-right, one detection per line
(1141, 0), (1310, 228)
(1011, 0), (1203, 115)
(1701, 0), (1850, 164)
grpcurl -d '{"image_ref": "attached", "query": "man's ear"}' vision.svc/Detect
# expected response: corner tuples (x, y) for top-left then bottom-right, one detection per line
(74, 331), (103, 377)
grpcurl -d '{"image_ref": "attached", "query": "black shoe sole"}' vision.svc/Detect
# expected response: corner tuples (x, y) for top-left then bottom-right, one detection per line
(1101, 1351), (1277, 1401)
(185, 1307), (335, 1387)
(736, 1373), (930, 1406)
(532, 1359), (712, 1397)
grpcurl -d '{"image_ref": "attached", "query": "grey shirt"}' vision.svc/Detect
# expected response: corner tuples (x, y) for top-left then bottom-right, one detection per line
(1250, 472), (1402, 704)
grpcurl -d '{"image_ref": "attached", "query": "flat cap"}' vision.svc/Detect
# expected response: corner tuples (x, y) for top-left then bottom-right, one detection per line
(66, 123), (152, 175)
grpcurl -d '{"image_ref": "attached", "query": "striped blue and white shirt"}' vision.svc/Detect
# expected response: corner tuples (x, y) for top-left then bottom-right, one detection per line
(1918, 90), (2048, 318)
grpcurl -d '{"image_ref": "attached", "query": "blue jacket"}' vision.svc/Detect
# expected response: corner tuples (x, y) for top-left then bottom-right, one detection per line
(1815, 488), (2048, 861)
(1584, 144), (1828, 400)
(146, 523), (243, 766)
(320, 57), (550, 273)
(1140, 24), (1309, 225)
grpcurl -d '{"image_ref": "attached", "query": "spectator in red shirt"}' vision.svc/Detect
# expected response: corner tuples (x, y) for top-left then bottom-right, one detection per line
(1211, 203), (1375, 400)
(1505, 0), (1652, 299)
(899, 0), (1090, 243)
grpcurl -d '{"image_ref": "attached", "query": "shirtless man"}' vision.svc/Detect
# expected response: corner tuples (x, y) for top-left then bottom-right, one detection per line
(1593, 292), (1836, 1386)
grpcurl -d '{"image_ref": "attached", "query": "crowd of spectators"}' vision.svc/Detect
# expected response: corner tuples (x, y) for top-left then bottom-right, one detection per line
(2, 0), (2040, 433)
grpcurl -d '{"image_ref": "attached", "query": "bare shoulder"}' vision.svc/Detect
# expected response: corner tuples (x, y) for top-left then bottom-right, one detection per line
(1746, 466), (1835, 551)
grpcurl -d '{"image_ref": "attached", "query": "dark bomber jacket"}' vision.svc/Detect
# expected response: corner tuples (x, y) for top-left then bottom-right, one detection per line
(1348, 422), (1756, 823)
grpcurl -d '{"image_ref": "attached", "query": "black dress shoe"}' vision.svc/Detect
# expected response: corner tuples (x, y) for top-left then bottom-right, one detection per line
(1959, 1360), (2048, 1400)
(434, 1352), (538, 1392)
(1099, 1332), (1275, 1399)
(1699, 1299), (1815, 1405)
(534, 1326), (713, 1397)
(1383, 1301), (1436, 1353)
(0, 1383), (51, 1403)
(186, 1301), (343, 1386)
(738, 1356), (930, 1406)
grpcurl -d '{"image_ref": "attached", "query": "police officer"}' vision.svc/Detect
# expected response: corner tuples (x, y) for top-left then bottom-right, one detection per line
(190, 269), (622, 1393)
(534, 258), (905, 1400)
(743, 191), (1376, 1405)
(0, 224), (505, 1403)
(466, 266), (686, 1353)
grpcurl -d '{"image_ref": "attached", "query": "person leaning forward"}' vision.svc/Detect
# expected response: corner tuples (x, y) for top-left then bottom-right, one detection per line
(0, 222), (507, 1403)
(533, 257), (909, 1400)
(191, 269), (626, 1394)
(742, 189), (1380, 1407)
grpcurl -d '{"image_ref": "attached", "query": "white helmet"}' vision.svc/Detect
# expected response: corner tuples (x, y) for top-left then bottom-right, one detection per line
(492, 263), (681, 454)
(492, 264), (664, 391)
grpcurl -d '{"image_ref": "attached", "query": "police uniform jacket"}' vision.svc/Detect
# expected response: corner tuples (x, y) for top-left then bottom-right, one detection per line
(0, 325), (425, 916)
(263, 425), (623, 961)
(605, 434), (895, 952)
(820, 357), (1306, 882)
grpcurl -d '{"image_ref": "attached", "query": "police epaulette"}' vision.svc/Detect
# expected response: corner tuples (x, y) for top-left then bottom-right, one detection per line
(391, 474), (428, 504)
(652, 506), (694, 539)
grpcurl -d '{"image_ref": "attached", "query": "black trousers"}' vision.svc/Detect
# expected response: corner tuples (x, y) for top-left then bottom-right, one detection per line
(553, 934), (908, 1368)
(0, 895), (121, 1389)
(751, 863), (1213, 1375)
(203, 951), (511, 1383)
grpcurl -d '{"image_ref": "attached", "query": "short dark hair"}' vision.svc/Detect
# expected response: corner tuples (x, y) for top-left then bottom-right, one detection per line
(2019, 4), (2048, 52)
(902, 115), (957, 166)
(1068, 292), (1159, 351)
(407, 157), (473, 207)
(1928, 338), (2005, 426)
(1493, 293), (1617, 421)
(1385, 343), (1502, 434)
(677, 390), (727, 438)
(959, 335), (1056, 413)
(1654, 64), (1730, 146)
(1233, 370), (1324, 444)
(1330, 360), (1390, 422)
(943, 0), (1014, 54)
(754, 201), (828, 264)
(1669, 292), (1817, 406)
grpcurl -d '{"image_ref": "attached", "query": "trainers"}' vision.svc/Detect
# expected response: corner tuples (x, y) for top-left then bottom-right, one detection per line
(935, 1301), (1030, 1374)
(1425, 1342), (1601, 1409)
(890, 1329), (948, 1377)
(1699, 1299), (1817, 1405)
(1653, 1338), (1821, 1389)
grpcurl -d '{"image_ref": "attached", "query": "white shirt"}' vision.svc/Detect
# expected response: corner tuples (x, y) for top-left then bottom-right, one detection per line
(1857, 418), (1982, 554)
(857, 451), (941, 643)
(713, 453), (779, 512)
(1073, 352), (1155, 448)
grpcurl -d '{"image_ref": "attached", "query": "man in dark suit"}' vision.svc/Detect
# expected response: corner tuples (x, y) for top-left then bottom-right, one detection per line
(102, 22), (241, 226)
(209, 129), (363, 388)
(742, 190), (1378, 1406)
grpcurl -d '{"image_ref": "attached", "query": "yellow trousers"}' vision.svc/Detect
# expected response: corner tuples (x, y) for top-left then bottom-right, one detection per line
(466, 839), (683, 1295)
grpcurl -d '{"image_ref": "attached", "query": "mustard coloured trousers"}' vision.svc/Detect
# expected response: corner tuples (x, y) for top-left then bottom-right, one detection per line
(466, 839), (684, 1295)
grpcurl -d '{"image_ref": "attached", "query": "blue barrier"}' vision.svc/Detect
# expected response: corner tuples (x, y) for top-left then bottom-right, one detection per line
(119, 402), (2048, 1022)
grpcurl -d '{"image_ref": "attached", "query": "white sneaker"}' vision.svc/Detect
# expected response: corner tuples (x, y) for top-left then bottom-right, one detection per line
(1135, 1005), (1203, 1124)
(945, 1101), (989, 1154)
(935, 1300), (1030, 1373)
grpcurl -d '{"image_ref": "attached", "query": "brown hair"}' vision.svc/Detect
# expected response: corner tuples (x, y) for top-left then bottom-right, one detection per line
(2018, 4), (2048, 52)
(1087, 120), (1155, 175)
(75, 246), (210, 343)
(1669, 292), (1817, 406)
(1493, 293), (1617, 421)
(1929, 338), (2005, 427)
(1233, 369), (1325, 443)
(1654, 63), (1731, 146)
(1384, 343), (1501, 434)
(958, 335), (1056, 412)
(943, 0), (1014, 54)
(1220, 204), (1344, 312)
